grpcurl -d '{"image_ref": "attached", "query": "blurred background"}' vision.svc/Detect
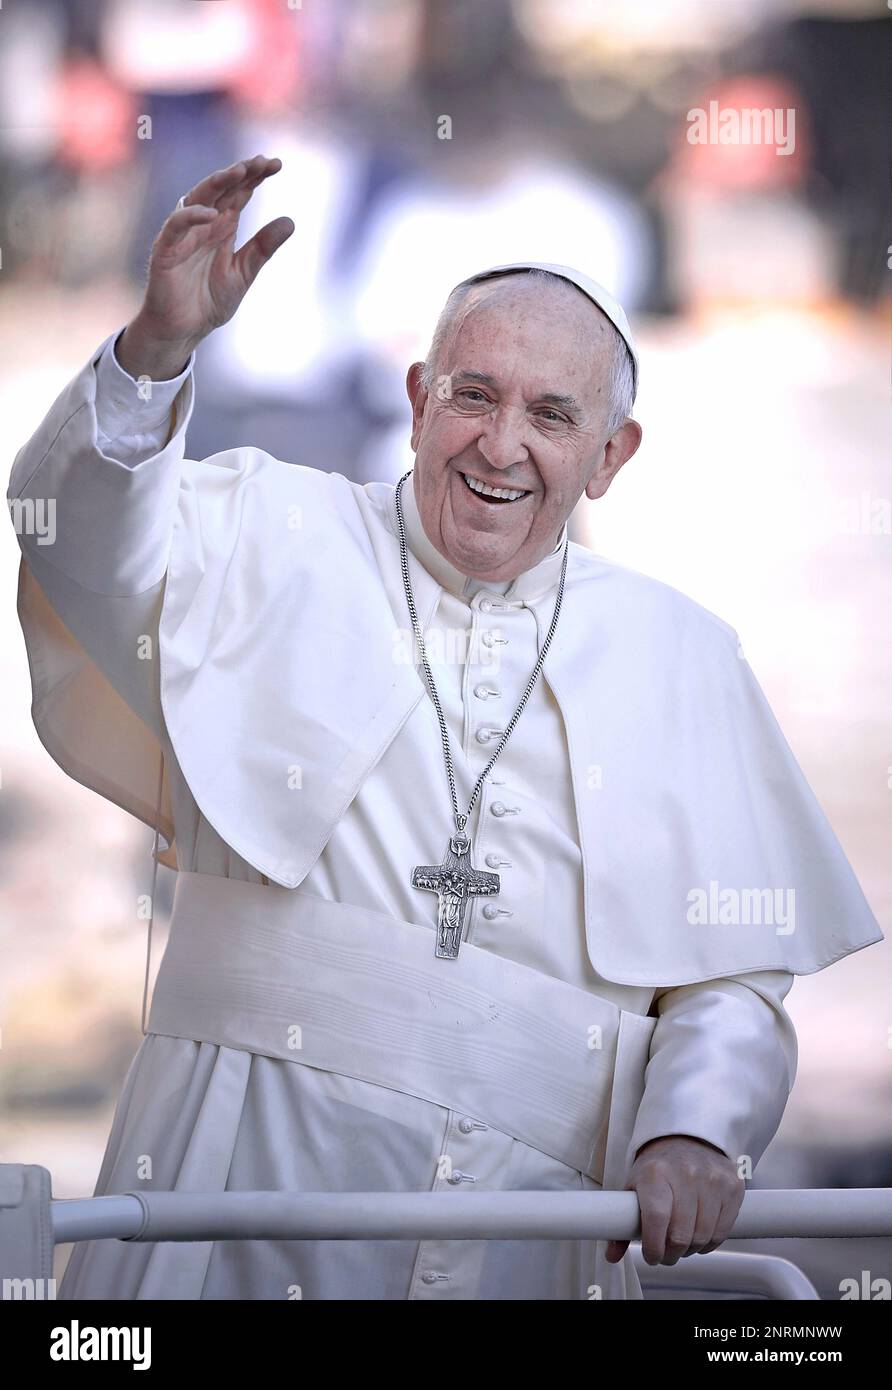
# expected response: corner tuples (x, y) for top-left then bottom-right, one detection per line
(0, 0), (889, 1298)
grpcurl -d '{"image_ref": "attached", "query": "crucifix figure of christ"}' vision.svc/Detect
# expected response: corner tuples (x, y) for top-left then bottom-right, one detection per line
(412, 829), (500, 959)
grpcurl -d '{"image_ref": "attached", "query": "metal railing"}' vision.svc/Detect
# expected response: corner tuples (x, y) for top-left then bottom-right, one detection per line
(42, 1187), (890, 1301)
(51, 1187), (892, 1243)
(0, 1179), (882, 1303)
(630, 1249), (821, 1300)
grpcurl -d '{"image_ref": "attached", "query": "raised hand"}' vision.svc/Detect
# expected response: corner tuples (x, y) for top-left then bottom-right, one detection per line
(117, 155), (294, 380)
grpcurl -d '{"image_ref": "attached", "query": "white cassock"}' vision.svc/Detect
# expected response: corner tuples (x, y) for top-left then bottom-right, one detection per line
(8, 331), (882, 1302)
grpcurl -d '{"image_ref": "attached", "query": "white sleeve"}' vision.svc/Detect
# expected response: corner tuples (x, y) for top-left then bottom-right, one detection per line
(8, 330), (194, 596)
(627, 970), (798, 1175)
(7, 331), (196, 750)
(94, 327), (194, 467)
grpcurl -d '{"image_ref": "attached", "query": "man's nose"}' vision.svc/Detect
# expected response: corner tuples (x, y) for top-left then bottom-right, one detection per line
(476, 409), (531, 471)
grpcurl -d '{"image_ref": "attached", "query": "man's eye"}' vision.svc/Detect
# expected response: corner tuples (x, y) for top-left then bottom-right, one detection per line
(454, 393), (567, 423)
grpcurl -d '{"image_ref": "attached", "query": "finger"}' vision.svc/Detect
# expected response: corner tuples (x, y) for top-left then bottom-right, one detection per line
(698, 1190), (744, 1255)
(661, 1184), (698, 1266)
(182, 159), (253, 211)
(604, 1239), (629, 1263)
(155, 204), (221, 249)
(684, 1189), (724, 1257)
(636, 1176), (674, 1266)
(233, 216), (295, 289)
(215, 155), (283, 215)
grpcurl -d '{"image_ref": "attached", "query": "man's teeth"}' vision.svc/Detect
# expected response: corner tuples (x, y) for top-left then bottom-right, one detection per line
(462, 473), (529, 501)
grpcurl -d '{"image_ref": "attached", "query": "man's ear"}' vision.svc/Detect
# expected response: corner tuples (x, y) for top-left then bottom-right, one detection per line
(406, 362), (428, 452)
(584, 419), (643, 501)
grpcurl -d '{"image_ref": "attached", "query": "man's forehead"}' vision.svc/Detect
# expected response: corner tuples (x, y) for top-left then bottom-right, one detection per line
(454, 260), (639, 393)
(444, 301), (609, 371)
(447, 279), (619, 372)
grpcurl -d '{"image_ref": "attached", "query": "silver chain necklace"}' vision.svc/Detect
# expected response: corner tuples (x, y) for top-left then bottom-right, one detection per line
(394, 468), (569, 958)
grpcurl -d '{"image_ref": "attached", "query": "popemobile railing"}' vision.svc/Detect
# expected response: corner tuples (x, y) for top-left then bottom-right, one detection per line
(2, 1175), (890, 1301)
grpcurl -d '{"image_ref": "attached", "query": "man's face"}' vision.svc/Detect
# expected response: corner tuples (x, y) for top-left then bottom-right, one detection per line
(406, 278), (642, 582)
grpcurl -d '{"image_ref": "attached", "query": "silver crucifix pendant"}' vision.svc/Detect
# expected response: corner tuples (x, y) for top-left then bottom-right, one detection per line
(412, 828), (500, 959)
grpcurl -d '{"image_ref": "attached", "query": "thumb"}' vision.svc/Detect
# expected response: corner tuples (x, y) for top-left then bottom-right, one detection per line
(236, 216), (295, 291)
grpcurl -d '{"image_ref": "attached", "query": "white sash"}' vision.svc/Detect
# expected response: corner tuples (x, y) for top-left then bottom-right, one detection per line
(147, 871), (656, 1188)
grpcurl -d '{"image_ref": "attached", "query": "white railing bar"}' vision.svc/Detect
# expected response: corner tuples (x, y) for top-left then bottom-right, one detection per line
(50, 1188), (892, 1246)
(630, 1249), (821, 1300)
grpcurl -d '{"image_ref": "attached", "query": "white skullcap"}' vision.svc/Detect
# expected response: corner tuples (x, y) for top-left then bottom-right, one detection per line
(456, 260), (639, 394)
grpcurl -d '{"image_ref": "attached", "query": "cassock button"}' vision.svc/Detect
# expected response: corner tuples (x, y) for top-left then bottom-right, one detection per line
(479, 597), (493, 612)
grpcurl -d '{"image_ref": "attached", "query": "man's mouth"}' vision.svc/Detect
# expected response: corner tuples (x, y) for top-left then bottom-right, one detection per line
(460, 471), (532, 504)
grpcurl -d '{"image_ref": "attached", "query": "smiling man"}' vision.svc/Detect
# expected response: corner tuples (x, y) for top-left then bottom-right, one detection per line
(7, 156), (882, 1302)
(407, 268), (641, 582)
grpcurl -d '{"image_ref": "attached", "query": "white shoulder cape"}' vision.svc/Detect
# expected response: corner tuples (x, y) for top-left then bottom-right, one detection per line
(11, 371), (884, 987)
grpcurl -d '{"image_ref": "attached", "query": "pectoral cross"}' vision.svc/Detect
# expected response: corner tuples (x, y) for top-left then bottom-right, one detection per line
(412, 829), (500, 959)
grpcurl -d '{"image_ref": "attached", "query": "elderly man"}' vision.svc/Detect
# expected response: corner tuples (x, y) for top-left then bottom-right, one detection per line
(8, 156), (882, 1301)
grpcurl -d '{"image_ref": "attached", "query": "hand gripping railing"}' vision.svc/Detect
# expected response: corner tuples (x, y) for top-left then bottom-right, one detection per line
(51, 1187), (892, 1245)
